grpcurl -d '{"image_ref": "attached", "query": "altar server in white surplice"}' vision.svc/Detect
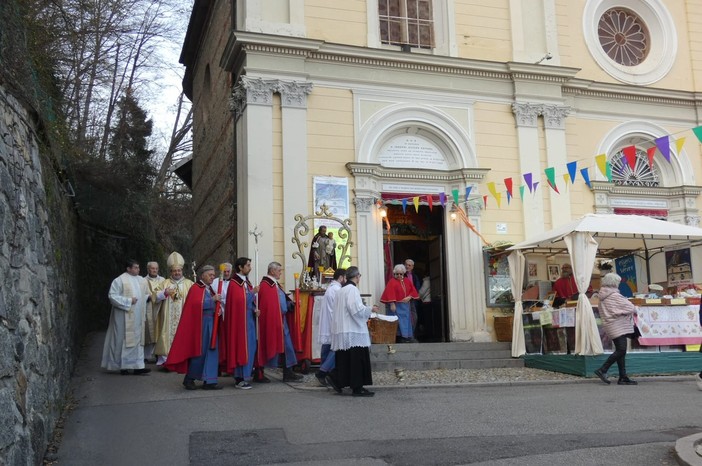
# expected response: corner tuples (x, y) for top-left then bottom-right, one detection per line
(101, 259), (152, 375)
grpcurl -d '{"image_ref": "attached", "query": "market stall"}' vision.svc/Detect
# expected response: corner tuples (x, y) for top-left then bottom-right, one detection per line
(507, 214), (702, 374)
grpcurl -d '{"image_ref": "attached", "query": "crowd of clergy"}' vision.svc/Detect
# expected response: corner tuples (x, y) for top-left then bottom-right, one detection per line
(100, 251), (382, 395)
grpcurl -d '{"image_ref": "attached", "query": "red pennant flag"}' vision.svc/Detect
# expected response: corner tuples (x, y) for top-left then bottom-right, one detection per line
(427, 194), (433, 211)
(504, 177), (513, 198)
(622, 145), (637, 170)
(646, 146), (656, 167)
(483, 195), (488, 209)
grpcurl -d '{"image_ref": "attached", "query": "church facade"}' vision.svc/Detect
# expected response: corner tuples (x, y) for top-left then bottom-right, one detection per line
(180, 0), (702, 342)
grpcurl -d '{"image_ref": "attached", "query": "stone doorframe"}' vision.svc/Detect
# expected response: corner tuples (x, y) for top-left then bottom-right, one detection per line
(347, 162), (492, 342)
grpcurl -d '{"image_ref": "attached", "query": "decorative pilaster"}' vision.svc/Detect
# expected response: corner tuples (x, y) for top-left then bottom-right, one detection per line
(228, 85), (247, 120)
(353, 197), (375, 213)
(542, 104), (571, 226)
(685, 215), (700, 227)
(542, 105), (570, 130)
(512, 102), (545, 237)
(277, 81), (313, 108)
(511, 102), (542, 127)
(466, 201), (482, 216)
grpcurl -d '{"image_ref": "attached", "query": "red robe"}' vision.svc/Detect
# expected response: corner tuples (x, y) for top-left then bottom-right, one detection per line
(164, 282), (225, 374)
(380, 276), (419, 303)
(256, 276), (285, 365)
(221, 276), (250, 372)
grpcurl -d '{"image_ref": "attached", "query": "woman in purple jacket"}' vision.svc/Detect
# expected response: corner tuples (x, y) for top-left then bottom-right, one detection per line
(593, 273), (639, 386)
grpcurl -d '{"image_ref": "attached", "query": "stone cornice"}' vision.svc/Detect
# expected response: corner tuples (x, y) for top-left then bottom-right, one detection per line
(591, 181), (702, 197)
(217, 33), (702, 110)
(564, 79), (699, 108)
(346, 162), (490, 182)
(222, 31), (584, 84)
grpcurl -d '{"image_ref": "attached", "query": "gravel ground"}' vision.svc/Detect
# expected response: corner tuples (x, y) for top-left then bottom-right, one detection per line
(286, 367), (583, 389)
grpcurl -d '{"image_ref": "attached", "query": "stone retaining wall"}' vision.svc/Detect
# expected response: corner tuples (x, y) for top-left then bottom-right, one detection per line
(0, 84), (80, 465)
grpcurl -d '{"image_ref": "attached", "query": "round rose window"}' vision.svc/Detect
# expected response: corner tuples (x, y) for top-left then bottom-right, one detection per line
(598, 8), (649, 66)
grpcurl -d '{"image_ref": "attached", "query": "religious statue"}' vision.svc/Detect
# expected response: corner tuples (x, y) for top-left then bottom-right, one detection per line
(307, 225), (328, 278)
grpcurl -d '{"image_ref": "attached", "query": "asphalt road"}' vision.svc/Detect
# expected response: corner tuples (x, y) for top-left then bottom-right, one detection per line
(55, 332), (701, 465)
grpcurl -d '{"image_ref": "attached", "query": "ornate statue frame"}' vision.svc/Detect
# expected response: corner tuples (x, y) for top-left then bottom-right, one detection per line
(291, 204), (353, 287)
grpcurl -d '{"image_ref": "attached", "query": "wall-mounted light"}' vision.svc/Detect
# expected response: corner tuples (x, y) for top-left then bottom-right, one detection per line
(449, 204), (458, 221)
(379, 205), (388, 218)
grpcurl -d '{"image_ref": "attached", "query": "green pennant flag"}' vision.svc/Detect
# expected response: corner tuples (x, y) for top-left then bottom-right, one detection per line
(519, 185), (525, 201)
(693, 125), (702, 143)
(544, 167), (559, 193)
(452, 189), (460, 205)
(606, 161), (612, 181)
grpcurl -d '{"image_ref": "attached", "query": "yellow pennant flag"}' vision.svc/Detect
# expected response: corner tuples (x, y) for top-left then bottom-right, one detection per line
(494, 192), (502, 208)
(675, 137), (686, 155)
(487, 181), (498, 197)
(562, 173), (570, 188)
(595, 154), (608, 179)
(413, 196), (419, 213)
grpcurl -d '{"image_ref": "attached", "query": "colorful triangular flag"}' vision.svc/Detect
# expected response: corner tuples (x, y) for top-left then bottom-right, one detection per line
(675, 137), (686, 156)
(524, 173), (533, 193)
(646, 146), (656, 167)
(692, 125), (702, 143)
(655, 136), (670, 162)
(566, 161), (577, 183)
(595, 154), (608, 180)
(580, 168), (591, 188)
(622, 145), (637, 170)
(544, 167), (560, 193)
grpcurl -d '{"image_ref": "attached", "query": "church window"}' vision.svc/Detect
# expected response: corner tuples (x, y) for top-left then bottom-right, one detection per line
(597, 8), (649, 66)
(610, 148), (659, 187)
(379, 0), (434, 49)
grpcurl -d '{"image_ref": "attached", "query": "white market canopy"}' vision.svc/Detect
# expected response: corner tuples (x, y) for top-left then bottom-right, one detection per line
(506, 214), (702, 358)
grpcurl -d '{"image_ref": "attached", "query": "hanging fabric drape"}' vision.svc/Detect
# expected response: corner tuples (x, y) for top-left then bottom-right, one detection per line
(507, 251), (526, 357)
(565, 232), (603, 355)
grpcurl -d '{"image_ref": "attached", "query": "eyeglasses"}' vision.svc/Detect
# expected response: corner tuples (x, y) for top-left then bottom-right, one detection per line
(394, 273), (404, 276)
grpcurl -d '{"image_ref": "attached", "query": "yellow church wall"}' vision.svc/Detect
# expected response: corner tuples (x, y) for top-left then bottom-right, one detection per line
(554, 0), (696, 91)
(454, 0), (512, 62)
(688, 2), (702, 92)
(305, 0), (367, 46)
(473, 101), (524, 243)
(306, 86), (359, 263)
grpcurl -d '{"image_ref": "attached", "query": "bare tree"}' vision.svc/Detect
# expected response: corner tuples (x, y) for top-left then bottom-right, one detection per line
(154, 91), (192, 194)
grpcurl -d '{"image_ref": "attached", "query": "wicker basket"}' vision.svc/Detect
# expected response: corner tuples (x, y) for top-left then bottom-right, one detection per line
(368, 318), (398, 344)
(493, 315), (514, 342)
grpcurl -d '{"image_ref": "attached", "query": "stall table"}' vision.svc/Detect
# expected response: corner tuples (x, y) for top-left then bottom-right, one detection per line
(522, 303), (702, 376)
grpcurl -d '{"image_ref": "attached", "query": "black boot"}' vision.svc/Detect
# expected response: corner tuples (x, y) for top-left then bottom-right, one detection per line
(618, 376), (638, 385)
(283, 368), (302, 382)
(594, 368), (610, 384)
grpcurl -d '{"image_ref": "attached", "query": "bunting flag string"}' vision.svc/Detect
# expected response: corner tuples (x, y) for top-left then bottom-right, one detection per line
(370, 125), (702, 215)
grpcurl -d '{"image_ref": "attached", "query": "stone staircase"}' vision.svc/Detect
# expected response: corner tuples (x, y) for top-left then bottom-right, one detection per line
(370, 341), (523, 371)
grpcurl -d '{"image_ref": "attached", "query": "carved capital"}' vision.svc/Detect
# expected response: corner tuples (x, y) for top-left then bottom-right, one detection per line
(241, 76), (276, 105)
(229, 85), (247, 118)
(466, 201), (482, 216)
(542, 105), (570, 130)
(353, 197), (375, 213)
(512, 102), (542, 127)
(277, 80), (314, 108)
(685, 215), (700, 227)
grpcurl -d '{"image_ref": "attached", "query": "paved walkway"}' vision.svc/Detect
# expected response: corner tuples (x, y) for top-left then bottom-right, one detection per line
(50, 332), (701, 465)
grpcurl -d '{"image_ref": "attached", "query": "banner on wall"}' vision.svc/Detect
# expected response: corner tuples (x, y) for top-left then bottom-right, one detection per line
(313, 176), (349, 228)
(614, 255), (637, 297)
(664, 246), (693, 287)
